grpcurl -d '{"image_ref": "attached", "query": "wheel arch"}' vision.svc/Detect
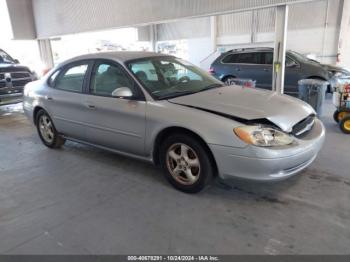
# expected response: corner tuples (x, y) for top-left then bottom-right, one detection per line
(152, 126), (218, 176)
(306, 76), (327, 81)
(33, 106), (45, 125)
(221, 75), (236, 82)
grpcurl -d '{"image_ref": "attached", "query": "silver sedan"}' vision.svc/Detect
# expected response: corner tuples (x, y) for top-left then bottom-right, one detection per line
(23, 52), (325, 193)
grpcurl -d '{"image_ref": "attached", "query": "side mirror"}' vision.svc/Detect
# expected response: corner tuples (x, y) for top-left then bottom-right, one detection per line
(111, 87), (133, 98)
(13, 59), (20, 64)
(286, 61), (298, 68)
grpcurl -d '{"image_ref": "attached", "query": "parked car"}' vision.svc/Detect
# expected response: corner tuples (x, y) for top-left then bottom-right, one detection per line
(0, 49), (37, 106)
(23, 52), (325, 193)
(210, 47), (336, 96)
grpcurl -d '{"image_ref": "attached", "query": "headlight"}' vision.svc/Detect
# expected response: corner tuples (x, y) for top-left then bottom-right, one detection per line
(234, 126), (294, 147)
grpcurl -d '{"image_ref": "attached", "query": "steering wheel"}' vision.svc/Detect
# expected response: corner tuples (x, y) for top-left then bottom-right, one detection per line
(178, 76), (190, 83)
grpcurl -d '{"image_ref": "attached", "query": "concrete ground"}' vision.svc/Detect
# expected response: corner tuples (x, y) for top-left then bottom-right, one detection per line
(0, 98), (349, 255)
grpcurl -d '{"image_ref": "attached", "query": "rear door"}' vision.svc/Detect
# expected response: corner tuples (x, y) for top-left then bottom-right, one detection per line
(235, 52), (269, 88)
(284, 56), (302, 96)
(80, 60), (146, 156)
(258, 52), (274, 90)
(219, 53), (242, 80)
(46, 61), (92, 140)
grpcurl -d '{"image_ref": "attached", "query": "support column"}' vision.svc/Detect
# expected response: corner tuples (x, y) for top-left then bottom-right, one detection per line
(149, 24), (157, 52)
(272, 5), (289, 94)
(337, 0), (350, 67)
(210, 16), (217, 53)
(38, 39), (54, 69)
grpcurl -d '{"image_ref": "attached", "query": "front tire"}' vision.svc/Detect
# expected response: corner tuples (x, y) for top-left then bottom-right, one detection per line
(36, 110), (65, 148)
(160, 134), (214, 193)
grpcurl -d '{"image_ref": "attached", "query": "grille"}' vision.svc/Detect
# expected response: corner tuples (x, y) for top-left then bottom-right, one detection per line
(292, 115), (315, 137)
(0, 74), (4, 80)
(10, 72), (31, 79)
(0, 82), (6, 88)
(12, 79), (32, 88)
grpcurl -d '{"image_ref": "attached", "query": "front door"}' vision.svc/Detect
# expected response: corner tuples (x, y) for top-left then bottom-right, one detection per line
(81, 60), (146, 156)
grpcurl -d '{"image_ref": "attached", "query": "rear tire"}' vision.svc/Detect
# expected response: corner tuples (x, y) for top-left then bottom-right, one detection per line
(223, 76), (236, 86)
(159, 133), (214, 193)
(339, 116), (350, 134)
(36, 110), (65, 148)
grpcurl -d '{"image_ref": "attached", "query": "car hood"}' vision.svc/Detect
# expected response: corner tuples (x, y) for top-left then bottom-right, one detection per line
(322, 64), (350, 75)
(168, 86), (315, 132)
(0, 63), (31, 72)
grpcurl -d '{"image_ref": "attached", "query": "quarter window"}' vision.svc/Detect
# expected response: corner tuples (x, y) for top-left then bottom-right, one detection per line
(222, 54), (239, 63)
(90, 62), (134, 97)
(55, 64), (88, 92)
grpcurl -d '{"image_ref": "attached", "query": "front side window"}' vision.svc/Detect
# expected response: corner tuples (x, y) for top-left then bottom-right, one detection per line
(55, 64), (88, 92)
(263, 52), (274, 65)
(90, 62), (135, 97)
(128, 57), (223, 100)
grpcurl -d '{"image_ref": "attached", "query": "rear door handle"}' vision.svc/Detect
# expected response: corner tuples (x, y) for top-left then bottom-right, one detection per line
(45, 96), (53, 101)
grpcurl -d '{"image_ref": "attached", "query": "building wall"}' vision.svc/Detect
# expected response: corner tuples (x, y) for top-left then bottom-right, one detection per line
(30, 0), (315, 39)
(157, 0), (343, 65)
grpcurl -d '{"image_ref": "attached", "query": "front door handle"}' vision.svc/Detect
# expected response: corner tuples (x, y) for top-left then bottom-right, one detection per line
(45, 96), (53, 101)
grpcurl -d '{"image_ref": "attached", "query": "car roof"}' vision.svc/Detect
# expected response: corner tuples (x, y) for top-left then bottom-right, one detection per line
(225, 47), (274, 54)
(59, 51), (172, 66)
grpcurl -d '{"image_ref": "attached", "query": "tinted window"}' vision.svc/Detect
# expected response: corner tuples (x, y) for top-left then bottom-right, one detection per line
(55, 64), (88, 92)
(91, 62), (134, 97)
(263, 52), (274, 65)
(237, 53), (260, 64)
(222, 54), (239, 63)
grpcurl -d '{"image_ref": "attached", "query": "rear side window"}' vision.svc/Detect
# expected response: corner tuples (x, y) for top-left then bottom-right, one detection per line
(55, 64), (88, 92)
(237, 53), (260, 64)
(221, 54), (239, 63)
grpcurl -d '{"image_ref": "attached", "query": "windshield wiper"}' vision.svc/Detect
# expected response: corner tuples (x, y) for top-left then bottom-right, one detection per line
(157, 90), (197, 100)
(198, 83), (224, 92)
(157, 84), (224, 100)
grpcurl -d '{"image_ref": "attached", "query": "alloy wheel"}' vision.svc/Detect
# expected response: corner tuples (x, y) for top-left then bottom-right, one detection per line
(39, 115), (54, 144)
(166, 143), (201, 186)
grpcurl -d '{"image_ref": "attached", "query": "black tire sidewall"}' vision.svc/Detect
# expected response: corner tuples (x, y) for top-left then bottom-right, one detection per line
(160, 134), (214, 193)
(36, 110), (60, 148)
(333, 110), (340, 123)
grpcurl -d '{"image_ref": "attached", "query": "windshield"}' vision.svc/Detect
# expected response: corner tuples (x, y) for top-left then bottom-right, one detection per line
(127, 57), (224, 99)
(289, 50), (320, 63)
(0, 50), (16, 64)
